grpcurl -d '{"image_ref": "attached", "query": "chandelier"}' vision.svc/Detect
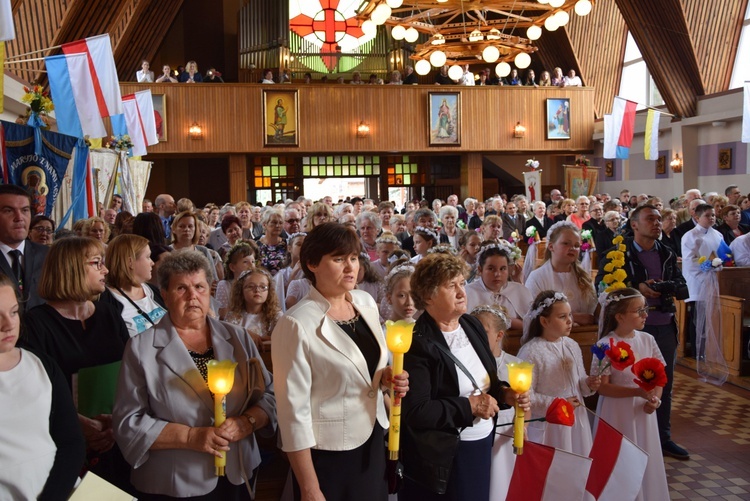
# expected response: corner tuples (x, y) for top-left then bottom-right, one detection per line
(357, 0), (594, 76)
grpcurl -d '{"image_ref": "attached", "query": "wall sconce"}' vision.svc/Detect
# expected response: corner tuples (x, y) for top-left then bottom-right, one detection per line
(189, 122), (203, 140)
(514, 121), (526, 138)
(357, 121), (370, 138)
(670, 153), (682, 173)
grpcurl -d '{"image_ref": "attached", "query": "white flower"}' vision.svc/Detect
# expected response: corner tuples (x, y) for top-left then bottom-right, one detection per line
(712, 257), (723, 268)
(526, 226), (537, 237)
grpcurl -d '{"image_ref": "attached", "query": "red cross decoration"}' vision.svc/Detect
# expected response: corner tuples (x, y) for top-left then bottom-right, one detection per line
(290, 0), (365, 72)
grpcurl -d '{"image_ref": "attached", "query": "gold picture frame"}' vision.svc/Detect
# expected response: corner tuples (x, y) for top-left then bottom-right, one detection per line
(656, 156), (666, 175)
(263, 89), (299, 146)
(719, 148), (732, 170)
(152, 94), (167, 142)
(605, 161), (614, 178)
(428, 92), (461, 146)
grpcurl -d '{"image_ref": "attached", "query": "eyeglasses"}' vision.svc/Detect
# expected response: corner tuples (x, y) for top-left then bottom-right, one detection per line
(32, 226), (54, 234)
(629, 307), (649, 316)
(244, 284), (269, 292)
(87, 259), (106, 270)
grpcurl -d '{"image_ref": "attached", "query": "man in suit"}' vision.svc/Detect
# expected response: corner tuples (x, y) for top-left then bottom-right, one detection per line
(155, 193), (176, 240)
(501, 201), (525, 240)
(0, 184), (49, 309)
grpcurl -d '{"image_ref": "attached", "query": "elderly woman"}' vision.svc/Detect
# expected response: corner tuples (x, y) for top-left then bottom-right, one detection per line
(257, 209), (287, 276)
(0, 274), (85, 499)
(357, 211), (382, 260)
(29, 214), (55, 246)
(716, 204), (750, 245)
(659, 208), (680, 255)
(171, 210), (220, 281)
(462, 198), (476, 225)
(525, 200), (553, 239)
(21, 237), (132, 492)
(439, 205), (465, 249)
(304, 202), (333, 232)
(567, 196), (591, 229)
(525, 221), (598, 325)
(113, 251), (276, 499)
(400, 253), (530, 499)
(594, 210), (620, 254)
(465, 243), (533, 330)
(480, 215), (504, 243)
(271, 223), (408, 499)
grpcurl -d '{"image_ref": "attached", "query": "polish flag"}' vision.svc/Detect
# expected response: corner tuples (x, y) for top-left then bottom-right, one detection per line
(506, 441), (592, 501)
(584, 419), (648, 500)
(122, 90), (158, 157)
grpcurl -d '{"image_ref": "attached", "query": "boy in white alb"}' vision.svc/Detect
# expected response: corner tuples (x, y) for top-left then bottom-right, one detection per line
(680, 204), (723, 302)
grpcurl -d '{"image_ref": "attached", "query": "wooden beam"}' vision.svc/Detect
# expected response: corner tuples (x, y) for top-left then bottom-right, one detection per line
(615, 0), (704, 118)
(460, 153), (483, 202)
(229, 154), (248, 204)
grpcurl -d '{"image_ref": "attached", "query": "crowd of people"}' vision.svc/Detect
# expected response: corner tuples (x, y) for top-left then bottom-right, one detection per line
(135, 60), (583, 87)
(3, 180), (746, 499)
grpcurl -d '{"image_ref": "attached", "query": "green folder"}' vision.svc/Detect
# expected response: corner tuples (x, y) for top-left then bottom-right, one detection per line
(77, 361), (121, 417)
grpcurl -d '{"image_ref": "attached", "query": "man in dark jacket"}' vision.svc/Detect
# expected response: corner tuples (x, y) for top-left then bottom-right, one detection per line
(596, 204), (690, 460)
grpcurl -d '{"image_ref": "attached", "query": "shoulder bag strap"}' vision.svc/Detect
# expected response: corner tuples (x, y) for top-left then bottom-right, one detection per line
(425, 336), (481, 392)
(115, 286), (155, 326)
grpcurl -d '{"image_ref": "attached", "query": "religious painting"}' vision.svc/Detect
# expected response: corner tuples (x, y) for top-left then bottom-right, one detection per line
(605, 161), (614, 178)
(546, 98), (570, 140)
(656, 156), (666, 175)
(719, 148), (732, 170)
(152, 94), (167, 142)
(564, 165), (599, 199)
(263, 89), (299, 146)
(429, 92), (461, 146)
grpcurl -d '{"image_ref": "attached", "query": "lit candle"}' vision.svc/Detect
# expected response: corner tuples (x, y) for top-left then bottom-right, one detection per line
(207, 359), (238, 476)
(506, 361), (534, 455)
(385, 320), (414, 460)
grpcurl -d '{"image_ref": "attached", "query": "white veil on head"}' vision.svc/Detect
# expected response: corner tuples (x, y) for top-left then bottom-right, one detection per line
(521, 292), (568, 345)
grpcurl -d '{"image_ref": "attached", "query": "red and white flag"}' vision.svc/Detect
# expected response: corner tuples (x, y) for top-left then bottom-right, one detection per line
(61, 34), (123, 118)
(122, 90), (158, 157)
(506, 440), (592, 501)
(584, 419), (648, 500)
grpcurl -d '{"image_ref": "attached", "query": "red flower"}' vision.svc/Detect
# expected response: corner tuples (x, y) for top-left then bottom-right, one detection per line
(606, 338), (635, 371)
(631, 357), (667, 391)
(545, 397), (575, 426)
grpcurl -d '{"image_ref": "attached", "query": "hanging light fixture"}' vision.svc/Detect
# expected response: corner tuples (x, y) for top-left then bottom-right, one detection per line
(386, 0), (403, 7)
(482, 45), (500, 63)
(429, 50), (447, 67)
(527, 25), (542, 40)
(415, 59), (432, 75)
(538, 0), (550, 4)
(544, 15), (560, 31)
(487, 28), (501, 40)
(361, 19), (377, 37)
(549, 0), (565, 7)
(495, 61), (511, 77)
(431, 33), (445, 45)
(448, 64), (464, 80)
(404, 26), (419, 42)
(391, 25), (406, 40)
(554, 10), (570, 26)
(514, 52), (531, 69)
(574, 0), (592, 16)
(371, 3), (392, 25)
(469, 28), (483, 42)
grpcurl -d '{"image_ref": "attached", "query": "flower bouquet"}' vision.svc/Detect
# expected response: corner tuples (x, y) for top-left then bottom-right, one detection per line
(108, 134), (134, 152)
(525, 158), (540, 170)
(580, 229), (593, 252)
(526, 226), (539, 245)
(591, 338), (634, 374)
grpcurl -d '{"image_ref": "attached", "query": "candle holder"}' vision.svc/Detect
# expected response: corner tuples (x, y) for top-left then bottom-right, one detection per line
(207, 359), (238, 476)
(507, 361), (534, 455)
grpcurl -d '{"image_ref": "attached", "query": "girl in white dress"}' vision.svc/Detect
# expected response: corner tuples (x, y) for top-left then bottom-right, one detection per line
(409, 226), (438, 264)
(517, 291), (600, 455)
(459, 231), (482, 282)
(371, 232), (400, 279)
(593, 288), (669, 501)
(466, 243), (533, 330)
(525, 221), (598, 326)
(224, 267), (282, 351)
(471, 304), (522, 500)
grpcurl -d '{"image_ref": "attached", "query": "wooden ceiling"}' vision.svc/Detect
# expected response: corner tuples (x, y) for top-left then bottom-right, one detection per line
(4, 0), (748, 119)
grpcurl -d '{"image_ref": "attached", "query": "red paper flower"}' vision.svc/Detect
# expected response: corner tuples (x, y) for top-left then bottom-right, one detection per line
(631, 357), (667, 391)
(545, 397), (575, 426)
(606, 338), (635, 371)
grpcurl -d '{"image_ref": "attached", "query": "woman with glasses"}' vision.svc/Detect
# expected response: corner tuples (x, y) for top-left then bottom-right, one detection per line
(28, 215), (55, 246)
(21, 237), (133, 493)
(525, 222), (598, 326)
(257, 209), (287, 276)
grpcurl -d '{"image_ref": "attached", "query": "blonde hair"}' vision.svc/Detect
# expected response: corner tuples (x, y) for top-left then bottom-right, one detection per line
(170, 211), (200, 245)
(83, 216), (111, 241)
(38, 237), (106, 301)
(544, 222), (595, 300)
(106, 234), (150, 288)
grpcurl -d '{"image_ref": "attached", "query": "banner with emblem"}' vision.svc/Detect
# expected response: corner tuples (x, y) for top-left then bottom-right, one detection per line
(523, 169), (542, 203)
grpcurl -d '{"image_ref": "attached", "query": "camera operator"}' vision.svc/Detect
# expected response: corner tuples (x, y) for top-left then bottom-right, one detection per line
(204, 67), (224, 83)
(595, 204), (690, 460)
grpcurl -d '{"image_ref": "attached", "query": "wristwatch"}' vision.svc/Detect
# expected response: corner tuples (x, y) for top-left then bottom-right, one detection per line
(244, 414), (257, 433)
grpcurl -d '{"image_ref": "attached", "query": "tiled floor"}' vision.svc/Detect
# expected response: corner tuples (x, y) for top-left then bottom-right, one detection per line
(666, 366), (750, 500)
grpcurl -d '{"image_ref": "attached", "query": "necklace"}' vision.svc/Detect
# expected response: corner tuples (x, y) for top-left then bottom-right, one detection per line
(333, 312), (360, 328)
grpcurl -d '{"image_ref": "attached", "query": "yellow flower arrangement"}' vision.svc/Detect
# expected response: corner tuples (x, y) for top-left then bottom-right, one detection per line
(21, 85), (54, 115)
(600, 235), (628, 292)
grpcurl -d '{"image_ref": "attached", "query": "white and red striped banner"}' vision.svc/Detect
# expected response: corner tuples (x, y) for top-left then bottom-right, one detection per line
(585, 419), (648, 500)
(61, 34), (122, 118)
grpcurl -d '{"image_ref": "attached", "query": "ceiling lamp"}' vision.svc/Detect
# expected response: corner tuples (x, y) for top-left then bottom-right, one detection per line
(391, 25), (406, 40)
(385, 0), (403, 7)
(555, 10), (570, 26)
(487, 28), (501, 40)
(538, 0), (550, 4)
(575, 0), (592, 16)
(361, 20), (377, 37)
(469, 28), (483, 42)
(431, 33), (445, 45)
(404, 26), (419, 43)
(371, 3), (392, 25)
(429, 50), (447, 67)
(527, 25), (542, 40)
(515, 52), (531, 69)
(544, 15), (560, 31)
(495, 61), (511, 77)
(482, 45), (500, 63)
(415, 59), (432, 75)
(549, 0), (565, 7)
(448, 64), (464, 80)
